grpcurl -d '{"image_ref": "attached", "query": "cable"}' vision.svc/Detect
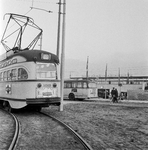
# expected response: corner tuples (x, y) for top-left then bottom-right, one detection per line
(24, 7), (33, 15)
(16, 0), (56, 4)
(31, 0), (34, 7)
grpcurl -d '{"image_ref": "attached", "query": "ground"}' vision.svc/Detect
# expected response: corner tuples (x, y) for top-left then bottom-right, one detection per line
(43, 101), (148, 150)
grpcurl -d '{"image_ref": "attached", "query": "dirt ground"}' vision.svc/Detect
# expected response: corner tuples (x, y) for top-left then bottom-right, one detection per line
(43, 101), (148, 150)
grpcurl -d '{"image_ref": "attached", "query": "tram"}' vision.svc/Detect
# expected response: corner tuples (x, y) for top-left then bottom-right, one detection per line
(0, 14), (61, 111)
(0, 50), (60, 111)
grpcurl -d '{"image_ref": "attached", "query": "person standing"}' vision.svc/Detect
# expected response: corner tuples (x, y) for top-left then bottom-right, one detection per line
(111, 87), (118, 103)
(115, 88), (118, 102)
(111, 87), (115, 97)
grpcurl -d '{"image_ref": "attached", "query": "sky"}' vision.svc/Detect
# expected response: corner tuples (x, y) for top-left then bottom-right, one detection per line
(1, 0), (148, 77)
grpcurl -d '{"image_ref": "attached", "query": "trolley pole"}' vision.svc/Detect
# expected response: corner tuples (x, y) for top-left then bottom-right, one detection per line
(60, 0), (66, 111)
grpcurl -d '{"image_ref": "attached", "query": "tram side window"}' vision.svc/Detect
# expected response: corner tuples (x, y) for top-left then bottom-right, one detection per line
(11, 69), (17, 80)
(7, 70), (11, 81)
(18, 68), (28, 80)
(3, 71), (7, 81)
(0, 72), (3, 81)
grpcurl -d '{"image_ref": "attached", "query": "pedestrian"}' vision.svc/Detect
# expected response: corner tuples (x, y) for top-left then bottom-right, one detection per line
(115, 88), (118, 102)
(111, 87), (115, 97)
(115, 88), (118, 97)
(111, 87), (118, 103)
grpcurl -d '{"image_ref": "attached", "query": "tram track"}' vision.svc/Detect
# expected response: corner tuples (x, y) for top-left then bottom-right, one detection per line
(0, 109), (20, 150)
(8, 109), (93, 150)
(8, 113), (20, 150)
(0, 106), (93, 150)
(40, 111), (93, 150)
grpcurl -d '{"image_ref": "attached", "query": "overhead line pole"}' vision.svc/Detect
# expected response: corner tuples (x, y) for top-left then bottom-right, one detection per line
(105, 64), (107, 99)
(56, 0), (62, 58)
(86, 56), (89, 80)
(56, 1), (62, 111)
(60, 0), (66, 111)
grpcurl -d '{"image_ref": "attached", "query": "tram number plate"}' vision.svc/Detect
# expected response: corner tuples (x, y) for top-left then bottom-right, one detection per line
(43, 92), (52, 96)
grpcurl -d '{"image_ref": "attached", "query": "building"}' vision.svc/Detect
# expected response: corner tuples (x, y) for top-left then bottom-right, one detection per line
(70, 76), (148, 100)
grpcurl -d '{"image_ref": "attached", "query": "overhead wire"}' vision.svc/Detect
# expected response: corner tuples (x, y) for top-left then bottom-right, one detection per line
(16, 0), (57, 5)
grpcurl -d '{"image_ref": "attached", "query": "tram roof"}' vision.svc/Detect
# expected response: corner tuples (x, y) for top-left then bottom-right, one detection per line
(3, 50), (59, 64)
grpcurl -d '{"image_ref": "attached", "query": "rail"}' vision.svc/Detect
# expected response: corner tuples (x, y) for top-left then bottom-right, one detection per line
(40, 112), (93, 150)
(8, 113), (20, 150)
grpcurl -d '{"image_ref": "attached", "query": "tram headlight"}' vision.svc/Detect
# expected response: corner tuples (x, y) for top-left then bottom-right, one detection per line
(53, 83), (57, 88)
(37, 83), (42, 88)
(41, 53), (51, 60)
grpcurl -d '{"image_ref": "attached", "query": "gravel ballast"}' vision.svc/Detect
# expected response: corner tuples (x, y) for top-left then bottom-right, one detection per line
(43, 101), (148, 150)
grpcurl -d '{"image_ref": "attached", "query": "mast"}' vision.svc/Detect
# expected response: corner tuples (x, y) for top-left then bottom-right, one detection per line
(60, 0), (66, 111)
(105, 64), (107, 81)
(86, 56), (89, 80)
(56, 0), (62, 58)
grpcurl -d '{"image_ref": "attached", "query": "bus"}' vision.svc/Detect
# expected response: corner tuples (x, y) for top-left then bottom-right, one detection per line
(64, 79), (98, 100)
(0, 50), (60, 111)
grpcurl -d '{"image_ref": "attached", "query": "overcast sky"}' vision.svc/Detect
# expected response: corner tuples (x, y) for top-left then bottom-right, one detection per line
(1, 0), (148, 77)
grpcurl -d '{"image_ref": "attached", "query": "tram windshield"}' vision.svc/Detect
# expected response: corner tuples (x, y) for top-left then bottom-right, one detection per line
(36, 63), (57, 79)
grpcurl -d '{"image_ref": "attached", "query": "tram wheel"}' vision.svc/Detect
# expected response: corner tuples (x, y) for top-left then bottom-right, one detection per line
(69, 93), (75, 100)
(3, 101), (13, 112)
(36, 106), (42, 112)
(0, 101), (3, 108)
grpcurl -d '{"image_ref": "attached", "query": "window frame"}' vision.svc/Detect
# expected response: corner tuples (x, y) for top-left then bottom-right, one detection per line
(36, 63), (57, 79)
(0, 72), (3, 81)
(3, 71), (7, 81)
(18, 68), (28, 80)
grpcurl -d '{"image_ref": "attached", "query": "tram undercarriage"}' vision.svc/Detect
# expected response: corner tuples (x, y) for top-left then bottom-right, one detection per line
(0, 97), (61, 112)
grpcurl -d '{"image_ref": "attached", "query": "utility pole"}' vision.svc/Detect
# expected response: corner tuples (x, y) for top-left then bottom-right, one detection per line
(127, 71), (129, 84)
(105, 64), (107, 99)
(118, 68), (120, 85)
(56, 0), (62, 58)
(60, 0), (66, 111)
(118, 68), (122, 99)
(105, 64), (107, 81)
(86, 56), (89, 80)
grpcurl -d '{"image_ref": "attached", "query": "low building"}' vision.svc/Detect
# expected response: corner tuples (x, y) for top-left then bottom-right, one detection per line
(70, 76), (148, 100)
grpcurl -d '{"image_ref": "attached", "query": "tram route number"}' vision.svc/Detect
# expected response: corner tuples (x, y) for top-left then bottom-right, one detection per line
(43, 92), (52, 96)
(6, 84), (11, 94)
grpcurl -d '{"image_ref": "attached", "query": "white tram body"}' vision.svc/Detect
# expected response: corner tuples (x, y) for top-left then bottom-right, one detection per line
(0, 50), (60, 109)
(64, 79), (98, 100)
